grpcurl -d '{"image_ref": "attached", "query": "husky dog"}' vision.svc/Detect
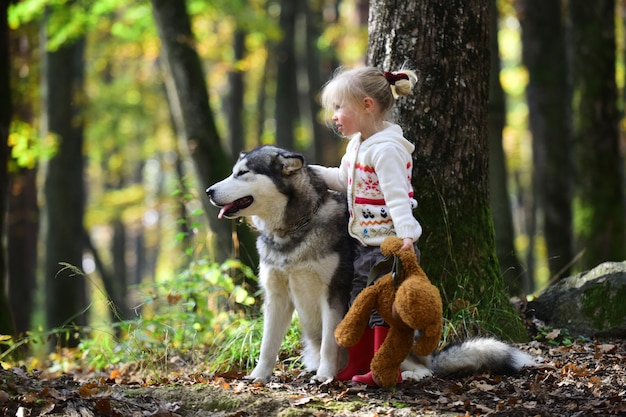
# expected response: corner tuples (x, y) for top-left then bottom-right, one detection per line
(207, 145), (535, 384)
(206, 146), (354, 382)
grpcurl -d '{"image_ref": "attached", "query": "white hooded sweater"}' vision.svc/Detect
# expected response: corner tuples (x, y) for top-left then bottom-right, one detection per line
(314, 123), (422, 246)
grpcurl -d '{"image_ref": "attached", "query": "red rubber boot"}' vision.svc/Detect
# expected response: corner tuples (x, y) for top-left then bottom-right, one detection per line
(351, 326), (402, 387)
(335, 327), (375, 381)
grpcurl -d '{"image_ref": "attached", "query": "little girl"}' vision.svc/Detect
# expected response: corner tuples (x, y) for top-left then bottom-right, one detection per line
(312, 66), (423, 387)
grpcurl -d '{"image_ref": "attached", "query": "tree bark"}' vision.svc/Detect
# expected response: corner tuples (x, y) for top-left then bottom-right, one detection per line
(42, 31), (88, 347)
(368, 0), (526, 340)
(6, 27), (39, 340)
(8, 169), (39, 336)
(309, 0), (342, 166)
(488, 0), (527, 295)
(569, 0), (625, 271)
(519, 0), (574, 281)
(151, 0), (235, 263)
(0, 0), (13, 336)
(224, 28), (259, 271)
(274, 0), (300, 150)
(227, 29), (245, 161)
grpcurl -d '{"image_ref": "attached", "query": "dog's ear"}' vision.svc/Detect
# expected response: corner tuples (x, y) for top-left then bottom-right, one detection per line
(277, 152), (304, 175)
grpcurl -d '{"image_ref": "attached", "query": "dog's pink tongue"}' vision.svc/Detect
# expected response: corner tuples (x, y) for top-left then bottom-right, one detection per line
(218, 203), (234, 219)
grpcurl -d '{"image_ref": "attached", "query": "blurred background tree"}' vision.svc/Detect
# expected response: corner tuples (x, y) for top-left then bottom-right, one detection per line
(518, 0), (574, 285)
(0, 0), (13, 338)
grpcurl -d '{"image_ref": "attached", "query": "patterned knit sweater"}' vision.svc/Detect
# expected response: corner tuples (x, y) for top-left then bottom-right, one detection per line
(314, 123), (422, 246)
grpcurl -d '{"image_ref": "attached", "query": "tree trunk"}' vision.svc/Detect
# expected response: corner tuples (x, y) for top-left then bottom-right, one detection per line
(519, 0), (574, 281)
(488, 0), (527, 295)
(151, 0), (234, 263)
(0, 0), (13, 336)
(309, 0), (342, 166)
(368, 0), (526, 340)
(569, 0), (625, 271)
(8, 169), (39, 336)
(274, 0), (300, 150)
(7, 26), (39, 340)
(110, 219), (128, 318)
(42, 32), (88, 347)
(227, 29), (245, 161)
(223, 28), (260, 271)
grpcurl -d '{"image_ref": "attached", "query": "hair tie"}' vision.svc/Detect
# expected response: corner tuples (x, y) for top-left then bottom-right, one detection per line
(384, 71), (409, 85)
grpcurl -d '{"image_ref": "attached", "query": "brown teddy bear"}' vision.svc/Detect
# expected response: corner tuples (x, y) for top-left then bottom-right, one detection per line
(334, 236), (443, 388)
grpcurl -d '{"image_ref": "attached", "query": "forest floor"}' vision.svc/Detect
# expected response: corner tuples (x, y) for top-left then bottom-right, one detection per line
(1, 338), (625, 417)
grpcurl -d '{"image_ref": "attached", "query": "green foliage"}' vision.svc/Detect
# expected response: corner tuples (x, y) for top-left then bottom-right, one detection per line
(2, 258), (274, 377)
(534, 326), (575, 347)
(77, 256), (303, 375)
(8, 120), (58, 170)
(8, 0), (155, 50)
(81, 258), (258, 370)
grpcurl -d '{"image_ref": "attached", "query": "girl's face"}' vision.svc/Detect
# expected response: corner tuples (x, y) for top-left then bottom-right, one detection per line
(331, 100), (362, 137)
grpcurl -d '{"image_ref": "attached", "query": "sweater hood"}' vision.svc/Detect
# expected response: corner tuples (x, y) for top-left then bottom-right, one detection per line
(358, 122), (415, 154)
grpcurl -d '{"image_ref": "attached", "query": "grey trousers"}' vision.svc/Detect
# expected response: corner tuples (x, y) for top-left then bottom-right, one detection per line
(350, 243), (421, 327)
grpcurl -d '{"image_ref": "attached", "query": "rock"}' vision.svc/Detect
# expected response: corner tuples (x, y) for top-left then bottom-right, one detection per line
(528, 261), (626, 337)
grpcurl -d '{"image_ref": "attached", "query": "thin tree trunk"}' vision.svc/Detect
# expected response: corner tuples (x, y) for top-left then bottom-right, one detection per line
(488, 0), (527, 295)
(227, 29), (245, 160)
(0, 0), (13, 336)
(274, 0), (300, 150)
(8, 169), (38, 336)
(225, 28), (259, 270)
(151, 0), (234, 263)
(368, 0), (526, 340)
(6, 27), (39, 340)
(110, 219), (128, 317)
(569, 0), (625, 270)
(519, 0), (574, 281)
(309, 0), (341, 166)
(255, 46), (271, 147)
(42, 30), (88, 347)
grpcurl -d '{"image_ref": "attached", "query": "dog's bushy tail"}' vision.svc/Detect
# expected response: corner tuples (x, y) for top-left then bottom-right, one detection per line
(431, 337), (536, 377)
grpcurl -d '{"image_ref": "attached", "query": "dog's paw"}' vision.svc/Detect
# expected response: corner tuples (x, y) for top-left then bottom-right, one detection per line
(401, 367), (433, 381)
(245, 366), (272, 384)
(310, 373), (334, 384)
(311, 375), (335, 385)
(243, 374), (269, 384)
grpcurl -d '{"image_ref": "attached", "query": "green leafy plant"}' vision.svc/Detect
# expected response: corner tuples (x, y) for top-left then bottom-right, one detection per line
(534, 325), (574, 346)
(79, 258), (259, 371)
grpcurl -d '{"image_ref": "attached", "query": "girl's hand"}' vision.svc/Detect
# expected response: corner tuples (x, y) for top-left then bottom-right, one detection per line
(400, 237), (414, 252)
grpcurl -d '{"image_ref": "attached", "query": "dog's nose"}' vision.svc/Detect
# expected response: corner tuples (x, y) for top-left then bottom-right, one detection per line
(206, 187), (213, 197)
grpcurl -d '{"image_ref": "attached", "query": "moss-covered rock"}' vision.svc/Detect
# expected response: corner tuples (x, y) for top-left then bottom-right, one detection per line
(529, 262), (626, 337)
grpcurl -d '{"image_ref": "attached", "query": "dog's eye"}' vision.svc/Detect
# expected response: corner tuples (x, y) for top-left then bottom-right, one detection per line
(236, 170), (249, 178)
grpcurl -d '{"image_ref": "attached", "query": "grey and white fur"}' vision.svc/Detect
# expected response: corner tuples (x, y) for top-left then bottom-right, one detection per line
(206, 146), (354, 383)
(402, 337), (536, 381)
(206, 145), (535, 384)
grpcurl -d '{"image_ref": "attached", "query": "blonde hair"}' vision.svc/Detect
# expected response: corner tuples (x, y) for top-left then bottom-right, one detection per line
(320, 66), (417, 120)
